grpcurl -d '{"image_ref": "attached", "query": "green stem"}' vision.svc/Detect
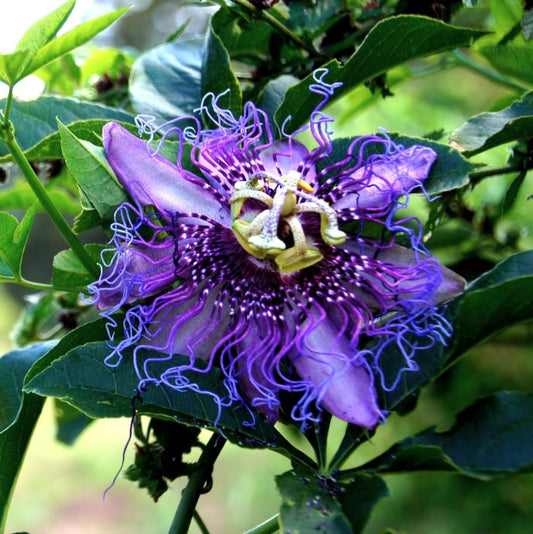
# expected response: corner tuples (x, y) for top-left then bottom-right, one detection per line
(0, 125), (99, 280)
(469, 164), (523, 183)
(451, 50), (528, 92)
(8, 277), (85, 293)
(231, 0), (319, 56)
(244, 514), (280, 534)
(168, 433), (226, 534)
(193, 511), (210, 534)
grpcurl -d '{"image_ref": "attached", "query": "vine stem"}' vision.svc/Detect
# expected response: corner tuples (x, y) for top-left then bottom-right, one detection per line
(0, 119), (100, 280)
(244, 514), (280, 534)
(168, 433), (226, 534)
(469, 164), (523, 183)
(231, 0), (319, 56)
(451, 50), (528, 92)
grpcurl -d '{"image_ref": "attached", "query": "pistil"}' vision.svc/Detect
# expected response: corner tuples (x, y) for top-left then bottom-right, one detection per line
(230, 170), (346, 272)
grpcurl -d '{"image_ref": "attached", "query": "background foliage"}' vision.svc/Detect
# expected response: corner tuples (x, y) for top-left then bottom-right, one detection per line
(1, 0), (533, 533)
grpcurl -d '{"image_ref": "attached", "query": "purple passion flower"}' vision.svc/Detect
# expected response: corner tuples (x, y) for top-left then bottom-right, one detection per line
(89, 71), (465, 430)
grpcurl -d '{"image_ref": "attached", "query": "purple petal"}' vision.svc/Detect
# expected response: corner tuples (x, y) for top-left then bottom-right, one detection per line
(259, 140), (317, 185)
(103, 122), (231, 226)
(343, 240), (466, 306)
(292, 319), (383, 429)
(333, 145), (437, 212)
(92, 239), (176, 310)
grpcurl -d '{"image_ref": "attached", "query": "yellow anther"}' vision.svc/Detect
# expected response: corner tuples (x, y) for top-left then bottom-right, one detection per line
(297, 178), (315, 193)
(230, 189), (272, 220)
(275, 246), (323, 273)
(320, 215), (347, 246)
(248, 234), (286, 255)
(231, 220), (267, 259)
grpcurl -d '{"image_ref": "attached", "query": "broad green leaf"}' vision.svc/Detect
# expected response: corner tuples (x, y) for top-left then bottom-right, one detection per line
(24, 318), (112, 386)
(129, 39), (203, 121)
(18, 8), (129, 81)
(338, 475), (389, 533)
(380, 250), (533, 411)
(1, 118), (136, 164)
(0, 342), (56, 531)
(210, 6), (273, 66)
(24, 341), (302, 457)
(258, 75), (299, 138)
(478, 43), (533, 85)
(490, 0), (523, 37)
(450, 91), (533, 155)
(201, 21), (242, 119)
(54, 399), (93, 446)
(358, 392), (533, 478)
(277, 466), (356, 534)
(58, 122), (128, 220)
(52, 244), (104, 290)
(0, 207), (36, 281)
(276, 16), (487, 132)
(0, 97), (134, 162)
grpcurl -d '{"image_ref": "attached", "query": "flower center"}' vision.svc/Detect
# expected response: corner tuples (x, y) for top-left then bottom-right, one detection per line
(230, 170), (346, 273)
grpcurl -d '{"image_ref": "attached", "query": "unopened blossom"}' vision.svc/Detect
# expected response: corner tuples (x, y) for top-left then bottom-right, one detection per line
(89, 70), (465, 429)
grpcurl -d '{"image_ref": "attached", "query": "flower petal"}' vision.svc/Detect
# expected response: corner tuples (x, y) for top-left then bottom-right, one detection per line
(103, 122), (231, 226)
(333, 145), (437, 212)
(292, 318), (383, 429)
(343, 240), (466, 306)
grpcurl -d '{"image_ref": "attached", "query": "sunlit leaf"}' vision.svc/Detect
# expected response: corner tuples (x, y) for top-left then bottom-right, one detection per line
(18, 8), (129, 81)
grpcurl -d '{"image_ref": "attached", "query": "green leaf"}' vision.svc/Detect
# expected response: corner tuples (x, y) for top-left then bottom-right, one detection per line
(209, 6), (273, 67)
(15, 0), (74, 54)
(359, 392), (533, 478)
(276, 15), (488, 132)
(52, 244), (104, 290)
(18, 7), (129, 81)
(258, 75), (299, 138)
(202, 21), (242, 119)
(0, 97), (134, 162)
(24, 318), (112, 386)
(129, 39), (203, 121)
(478, 42), (533, 85)
(0, 51), (33, 85)
(24, 341), (298, 455)
(380, 250), (533, 411)
(0, 342), (57, 530)
(338, 475), (389, 533)
(58, 122), (128, 220)
(276, 466), (355, 534)
(0, 207), (36, 281)
(450, 91), (533, 155)
(54, 399), (93, 446)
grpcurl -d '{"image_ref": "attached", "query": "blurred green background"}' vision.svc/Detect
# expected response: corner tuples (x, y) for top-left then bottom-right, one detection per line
(1, 1), (533, 533)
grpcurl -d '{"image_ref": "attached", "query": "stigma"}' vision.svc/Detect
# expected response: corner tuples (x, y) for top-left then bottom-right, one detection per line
(230, 170), (346, 273)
